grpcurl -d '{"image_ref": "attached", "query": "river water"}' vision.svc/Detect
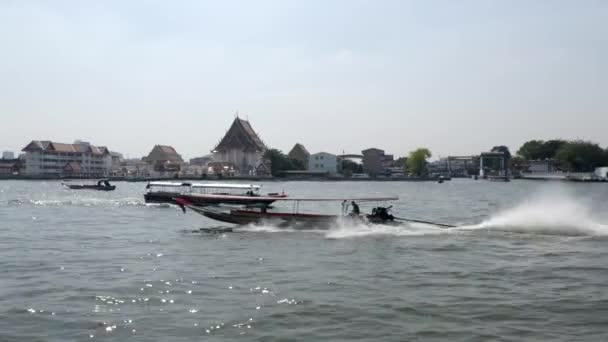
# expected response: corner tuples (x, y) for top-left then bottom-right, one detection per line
(1, 179), (608, 341)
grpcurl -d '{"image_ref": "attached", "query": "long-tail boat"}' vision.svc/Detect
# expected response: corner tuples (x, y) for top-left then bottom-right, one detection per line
(175, 195), (402, 227)
(63, 179), (116, 191)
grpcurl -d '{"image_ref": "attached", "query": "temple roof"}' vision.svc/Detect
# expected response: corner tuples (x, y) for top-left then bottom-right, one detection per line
(288, 143), (310, 161)
(145, 145), (183, 163)
(214, 118), (266, 152)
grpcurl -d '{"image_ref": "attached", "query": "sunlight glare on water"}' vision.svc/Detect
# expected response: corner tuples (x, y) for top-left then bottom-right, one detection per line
(1, 180), (608, 341)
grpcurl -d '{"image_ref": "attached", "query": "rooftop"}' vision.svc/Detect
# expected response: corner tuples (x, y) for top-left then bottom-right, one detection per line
(214, 117), (266, 152)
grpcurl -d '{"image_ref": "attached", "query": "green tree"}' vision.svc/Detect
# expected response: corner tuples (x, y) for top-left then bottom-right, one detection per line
(406, 148), (432, 176)
(554, 141), (606, 172)
(263, 149), (303, 177)
(542, 139), (566, 158)
(517, 139), (566, 160)
(517, 140), (545, 160)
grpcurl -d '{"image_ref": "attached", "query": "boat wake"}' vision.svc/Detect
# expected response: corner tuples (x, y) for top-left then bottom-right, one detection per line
(1, 197), (146, 208)
(463, 190), (608, 236)
(227, 188), (608, 238)
(324, 218), (450, 239)
(233, 217), (452, 238)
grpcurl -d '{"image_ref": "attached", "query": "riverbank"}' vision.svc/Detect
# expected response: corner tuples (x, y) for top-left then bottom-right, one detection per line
(0, 175), (449, 182)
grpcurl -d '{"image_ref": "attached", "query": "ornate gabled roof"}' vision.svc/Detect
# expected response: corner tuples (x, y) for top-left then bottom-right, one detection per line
(288, 143), (310, 159)
(145, 145), (183, 163)
(214, 118), (266, 152)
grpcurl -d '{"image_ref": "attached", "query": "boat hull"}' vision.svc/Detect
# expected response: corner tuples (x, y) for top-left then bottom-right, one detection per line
(67, 185), (116, 191)
(187, 206), (398, 228)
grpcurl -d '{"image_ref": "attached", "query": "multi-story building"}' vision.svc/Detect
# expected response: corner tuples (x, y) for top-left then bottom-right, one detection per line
(2, 151), (15, 159)
(308, 152), (339, 175)
(362, 148), (392, 177)
(21, 140), (112, 177)
(212, 117), (267, 176)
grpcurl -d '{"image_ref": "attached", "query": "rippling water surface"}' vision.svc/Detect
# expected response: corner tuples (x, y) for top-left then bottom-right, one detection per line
(1, 180), (608, 341)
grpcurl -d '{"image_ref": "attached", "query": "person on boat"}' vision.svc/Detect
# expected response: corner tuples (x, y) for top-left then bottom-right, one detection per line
(350, 201), (360, 215)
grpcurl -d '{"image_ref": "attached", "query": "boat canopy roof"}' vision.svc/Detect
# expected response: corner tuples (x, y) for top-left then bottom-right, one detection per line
(276, 196), (399, 202)
(148, 181), (261, 190)
(183, 193), (397, 202)
(64, 178), (110, 182)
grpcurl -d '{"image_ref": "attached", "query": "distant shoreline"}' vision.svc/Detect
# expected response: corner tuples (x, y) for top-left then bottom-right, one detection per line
(2, 175), (605, 183)
(0, 175), (449, 182)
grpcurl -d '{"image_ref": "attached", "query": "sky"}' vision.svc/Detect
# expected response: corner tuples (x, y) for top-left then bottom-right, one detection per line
(0, 0), (606, 160)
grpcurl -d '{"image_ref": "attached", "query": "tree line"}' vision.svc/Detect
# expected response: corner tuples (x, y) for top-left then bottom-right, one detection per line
(263, 139), (608, 177)
(516, 139), (608, 172)
(261, 148), (434, 177)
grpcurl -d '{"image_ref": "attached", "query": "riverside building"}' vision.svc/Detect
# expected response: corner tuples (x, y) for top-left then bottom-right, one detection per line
(21, 140), (112, 177)
(212, 117), (267, 176)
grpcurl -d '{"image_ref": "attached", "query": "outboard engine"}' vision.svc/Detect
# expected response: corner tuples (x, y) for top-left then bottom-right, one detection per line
(370, 206), (394, 222)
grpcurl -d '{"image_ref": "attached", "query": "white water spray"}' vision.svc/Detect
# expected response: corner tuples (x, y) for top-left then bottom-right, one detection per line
(324, 216), (449, 239)
(467, 186), (608, 236)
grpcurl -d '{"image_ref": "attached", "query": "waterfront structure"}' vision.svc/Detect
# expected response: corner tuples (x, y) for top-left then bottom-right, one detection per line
(212, 118), (266, 176)
(527, 160), (556, 173)
(120, 158), (152, 178)
(207, 161), (237, 177)
(2, 151), (14, 159)
(479, 151), (508, 177)
(21, 140), (112, 177)
(109, 152), (124, 176)
(429, 156), (479, 177)
(143, 145), (183, 174)
(180, 164), (207, 178)
(308, 152), (339, 175)
(0, 158), (21, 175)
(288, 143), (310, 169)
(189, 155), (214, 166)
(361, 148), (393, 177)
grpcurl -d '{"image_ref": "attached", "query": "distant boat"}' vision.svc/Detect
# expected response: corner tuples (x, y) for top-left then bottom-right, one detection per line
(63, 179), (116, 191)
(486, 175), (510, 182)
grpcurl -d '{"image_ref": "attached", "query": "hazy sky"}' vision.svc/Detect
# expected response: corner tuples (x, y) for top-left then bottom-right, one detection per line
(1, 0), (606, 160)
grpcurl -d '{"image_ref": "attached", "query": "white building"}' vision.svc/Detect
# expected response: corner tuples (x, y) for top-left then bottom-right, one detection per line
(308, 152), (339, 175)
(21, 140), (112, 177)
(2, 151), (14, 159)
(527, 160), (555, 173)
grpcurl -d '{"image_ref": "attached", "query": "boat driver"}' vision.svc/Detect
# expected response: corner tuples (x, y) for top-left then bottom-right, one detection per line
(351, 201), (360, 215)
